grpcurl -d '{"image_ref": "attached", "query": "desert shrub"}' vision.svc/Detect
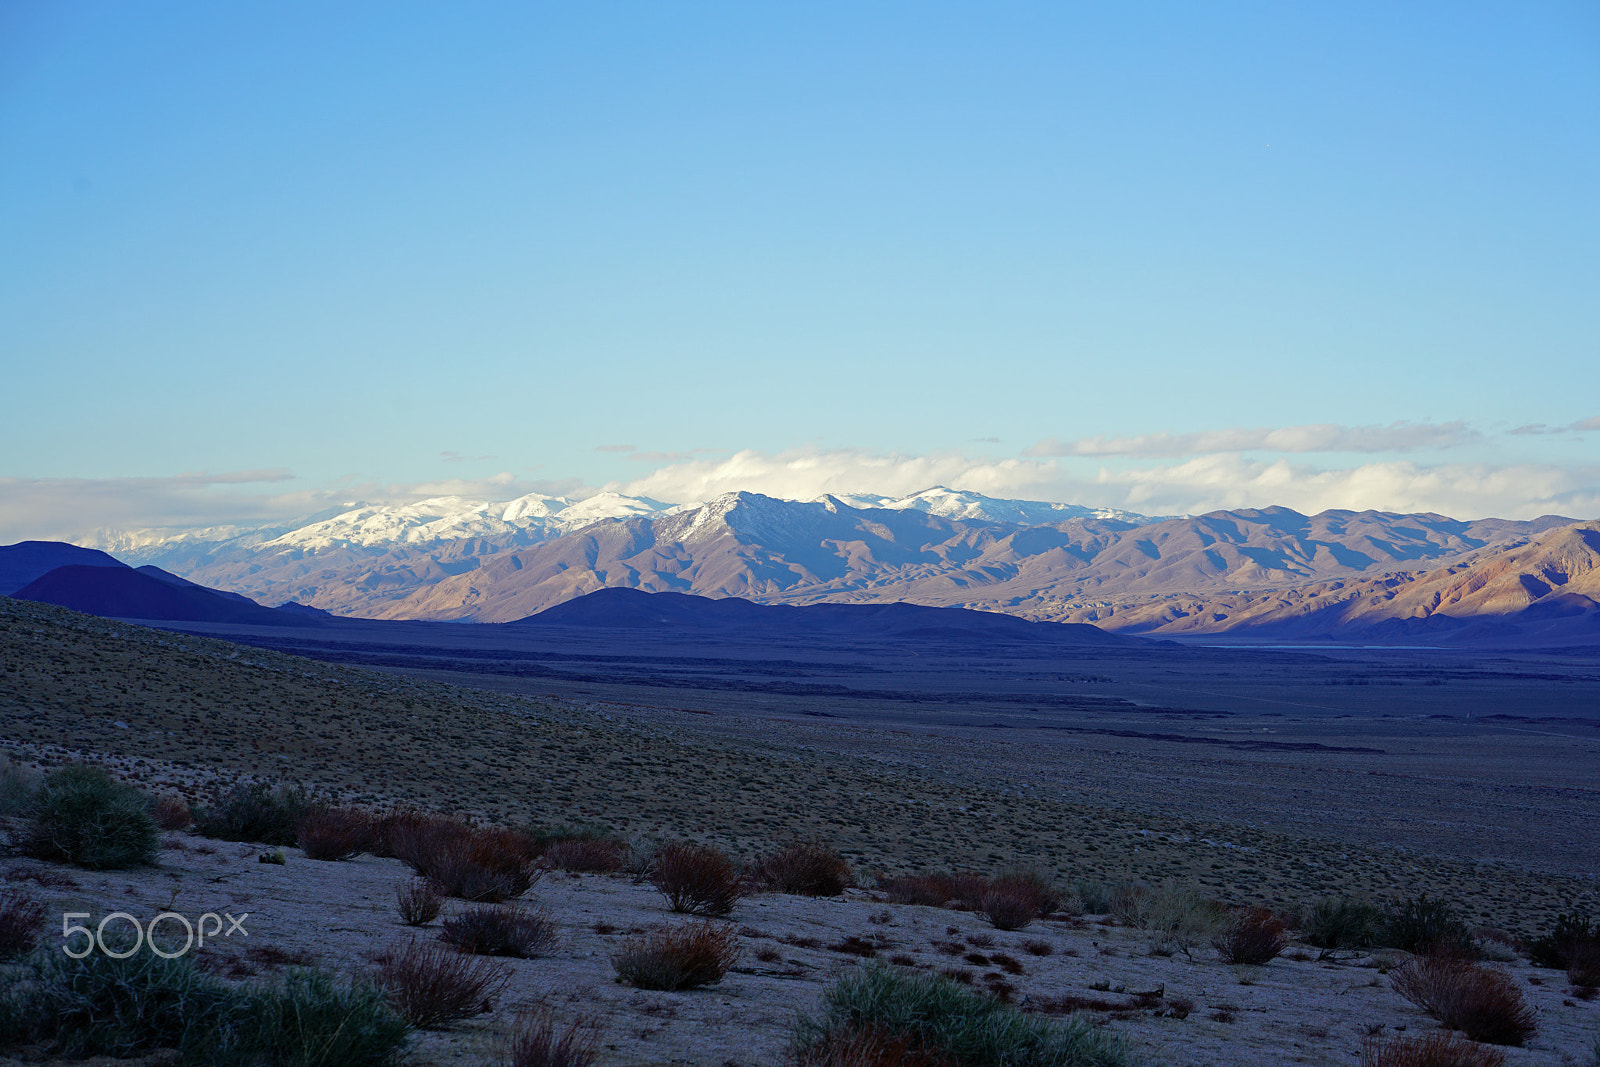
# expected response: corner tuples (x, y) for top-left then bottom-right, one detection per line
(1360, 1031), (1506, 1067)
(792, 1022), (957, 1067)
(367, 808), (458, 859)
(0, 755), (41, 816)
(4, 937), (411, 1066)
(1069, 879), (1114, 915)
(0, 887), (47, 960)
(794, 964), (1132, 1067)
(296, 807), (373, 861)
(1390, 951), (1537, 1046)
(1111, 880), (1226, 958)
(1526, 909), (1599, 970)
(537, 837), (628, 873)
(880, 873), (959, 907)
(753, 840), (854, 897)
(233, 967), (411, 1067)
(396, 824), (539, 903)
(1214, 907), (1288, 965)
(612, 921), (740, 990)
(194, 781), (321, 846)
(978, 870), (1060, 931)
(4, 934), (243, 1060)
(1302, 896), (1387, 951)
(397, 879), (443, 926)
(1382, 893), (1471, 955)
(152, 793), (192, 830)
(373, 940), (511, 1030)
(525, 821), (618, 851)
(1567, 940), (1600, 988)
(649, 841), (745, 916)
(439, 905), (557, 958)
(502, 1007), (602, 1067)
(27, 765), (158, 869)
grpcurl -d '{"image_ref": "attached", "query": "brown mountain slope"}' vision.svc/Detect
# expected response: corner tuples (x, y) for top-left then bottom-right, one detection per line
(371, 494), (1571, 623)
(1065, 520), (1600, 640)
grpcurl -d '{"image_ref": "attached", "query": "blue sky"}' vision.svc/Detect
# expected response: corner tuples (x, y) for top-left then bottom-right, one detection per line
(2, 1), (1597, 539)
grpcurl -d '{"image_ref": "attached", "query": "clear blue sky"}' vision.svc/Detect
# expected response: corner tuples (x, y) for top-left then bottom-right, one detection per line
(2, 2), (1597, 536)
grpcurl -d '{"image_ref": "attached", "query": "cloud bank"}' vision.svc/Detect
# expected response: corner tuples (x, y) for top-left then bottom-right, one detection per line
(1025, 421), (1480, 458)
(615, 447), (1600, 522)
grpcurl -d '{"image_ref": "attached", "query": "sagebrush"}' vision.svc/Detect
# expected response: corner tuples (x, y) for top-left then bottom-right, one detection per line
(27, 766), (158, 869)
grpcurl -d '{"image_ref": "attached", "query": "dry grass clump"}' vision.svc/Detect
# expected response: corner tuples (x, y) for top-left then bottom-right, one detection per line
(611, 922), (740, 990)
(538, 838), (628, 874)
(397, 879), (443, 927)
(977, 870), (1060, 931)
(1213, 906), (1289, 965)
(1390, 951), (1537, 1046)
(879, 873), (961, 907)
(1112, 881), (1227, 958)
(388, 815), (539, 903)
(876, 869), (1056, 928)
(1360, 1031), (1507, 1067)
(502, 1007), (602, 1067)
(151, 794), (191, 831)
(753, 840), (854, 897)
(295, 807), (373, 861)
(648, 842), (745, 916)
(791, 1023), (956, 1067)
(0, 886), (48, 960)
(439, 905), (557, 958)
(373, 939), (511, 1030)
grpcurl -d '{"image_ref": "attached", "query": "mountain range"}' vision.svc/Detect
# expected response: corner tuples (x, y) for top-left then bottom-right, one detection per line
(28, 487), (1600, 643)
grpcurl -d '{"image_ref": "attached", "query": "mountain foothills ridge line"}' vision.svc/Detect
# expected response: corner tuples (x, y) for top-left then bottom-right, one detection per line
(6, 487), (1595, 642)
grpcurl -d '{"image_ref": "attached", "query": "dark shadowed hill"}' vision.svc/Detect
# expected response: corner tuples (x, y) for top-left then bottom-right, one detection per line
(134, 564), (259, 605)
(0, 540), (127, 595)
(11, 565), (320, 627)
(518, 586), (1135, 644)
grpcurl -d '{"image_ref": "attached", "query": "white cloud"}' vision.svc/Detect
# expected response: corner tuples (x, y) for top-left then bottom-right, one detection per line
(614, 447), (1600, 521)
(613, 448), (1065, 504)
(1025, 421), (1480, 458)
(0, 471), (594, 546)
(1097, 455), (1600, 519)
(7, 448), (1595, 549)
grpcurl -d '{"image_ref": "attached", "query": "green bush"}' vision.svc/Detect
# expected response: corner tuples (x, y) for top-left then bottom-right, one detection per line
(195, 781), (321, 845)
(1069, 879), (1114, 914)
(1382, 893), (1471, 954)
(1527, 910), (1598, 970)
(27, 765), (158, 869)
(794, 964), (1131, 1067)
(234, 968), (411, 1067)
(1301, 896), (1387, 951)
(0, 941), (410, 1066)
(8, 937), (244, 1059)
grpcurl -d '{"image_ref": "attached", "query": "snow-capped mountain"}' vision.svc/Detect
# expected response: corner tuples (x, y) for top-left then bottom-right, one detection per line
(865, 486), (1149, 526)
(70, 488), (1164, 619)
(68, 489), (1581, 628)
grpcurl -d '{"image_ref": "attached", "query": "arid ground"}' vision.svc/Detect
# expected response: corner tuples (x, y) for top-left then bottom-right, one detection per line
(2, 596), (1598, 1064)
